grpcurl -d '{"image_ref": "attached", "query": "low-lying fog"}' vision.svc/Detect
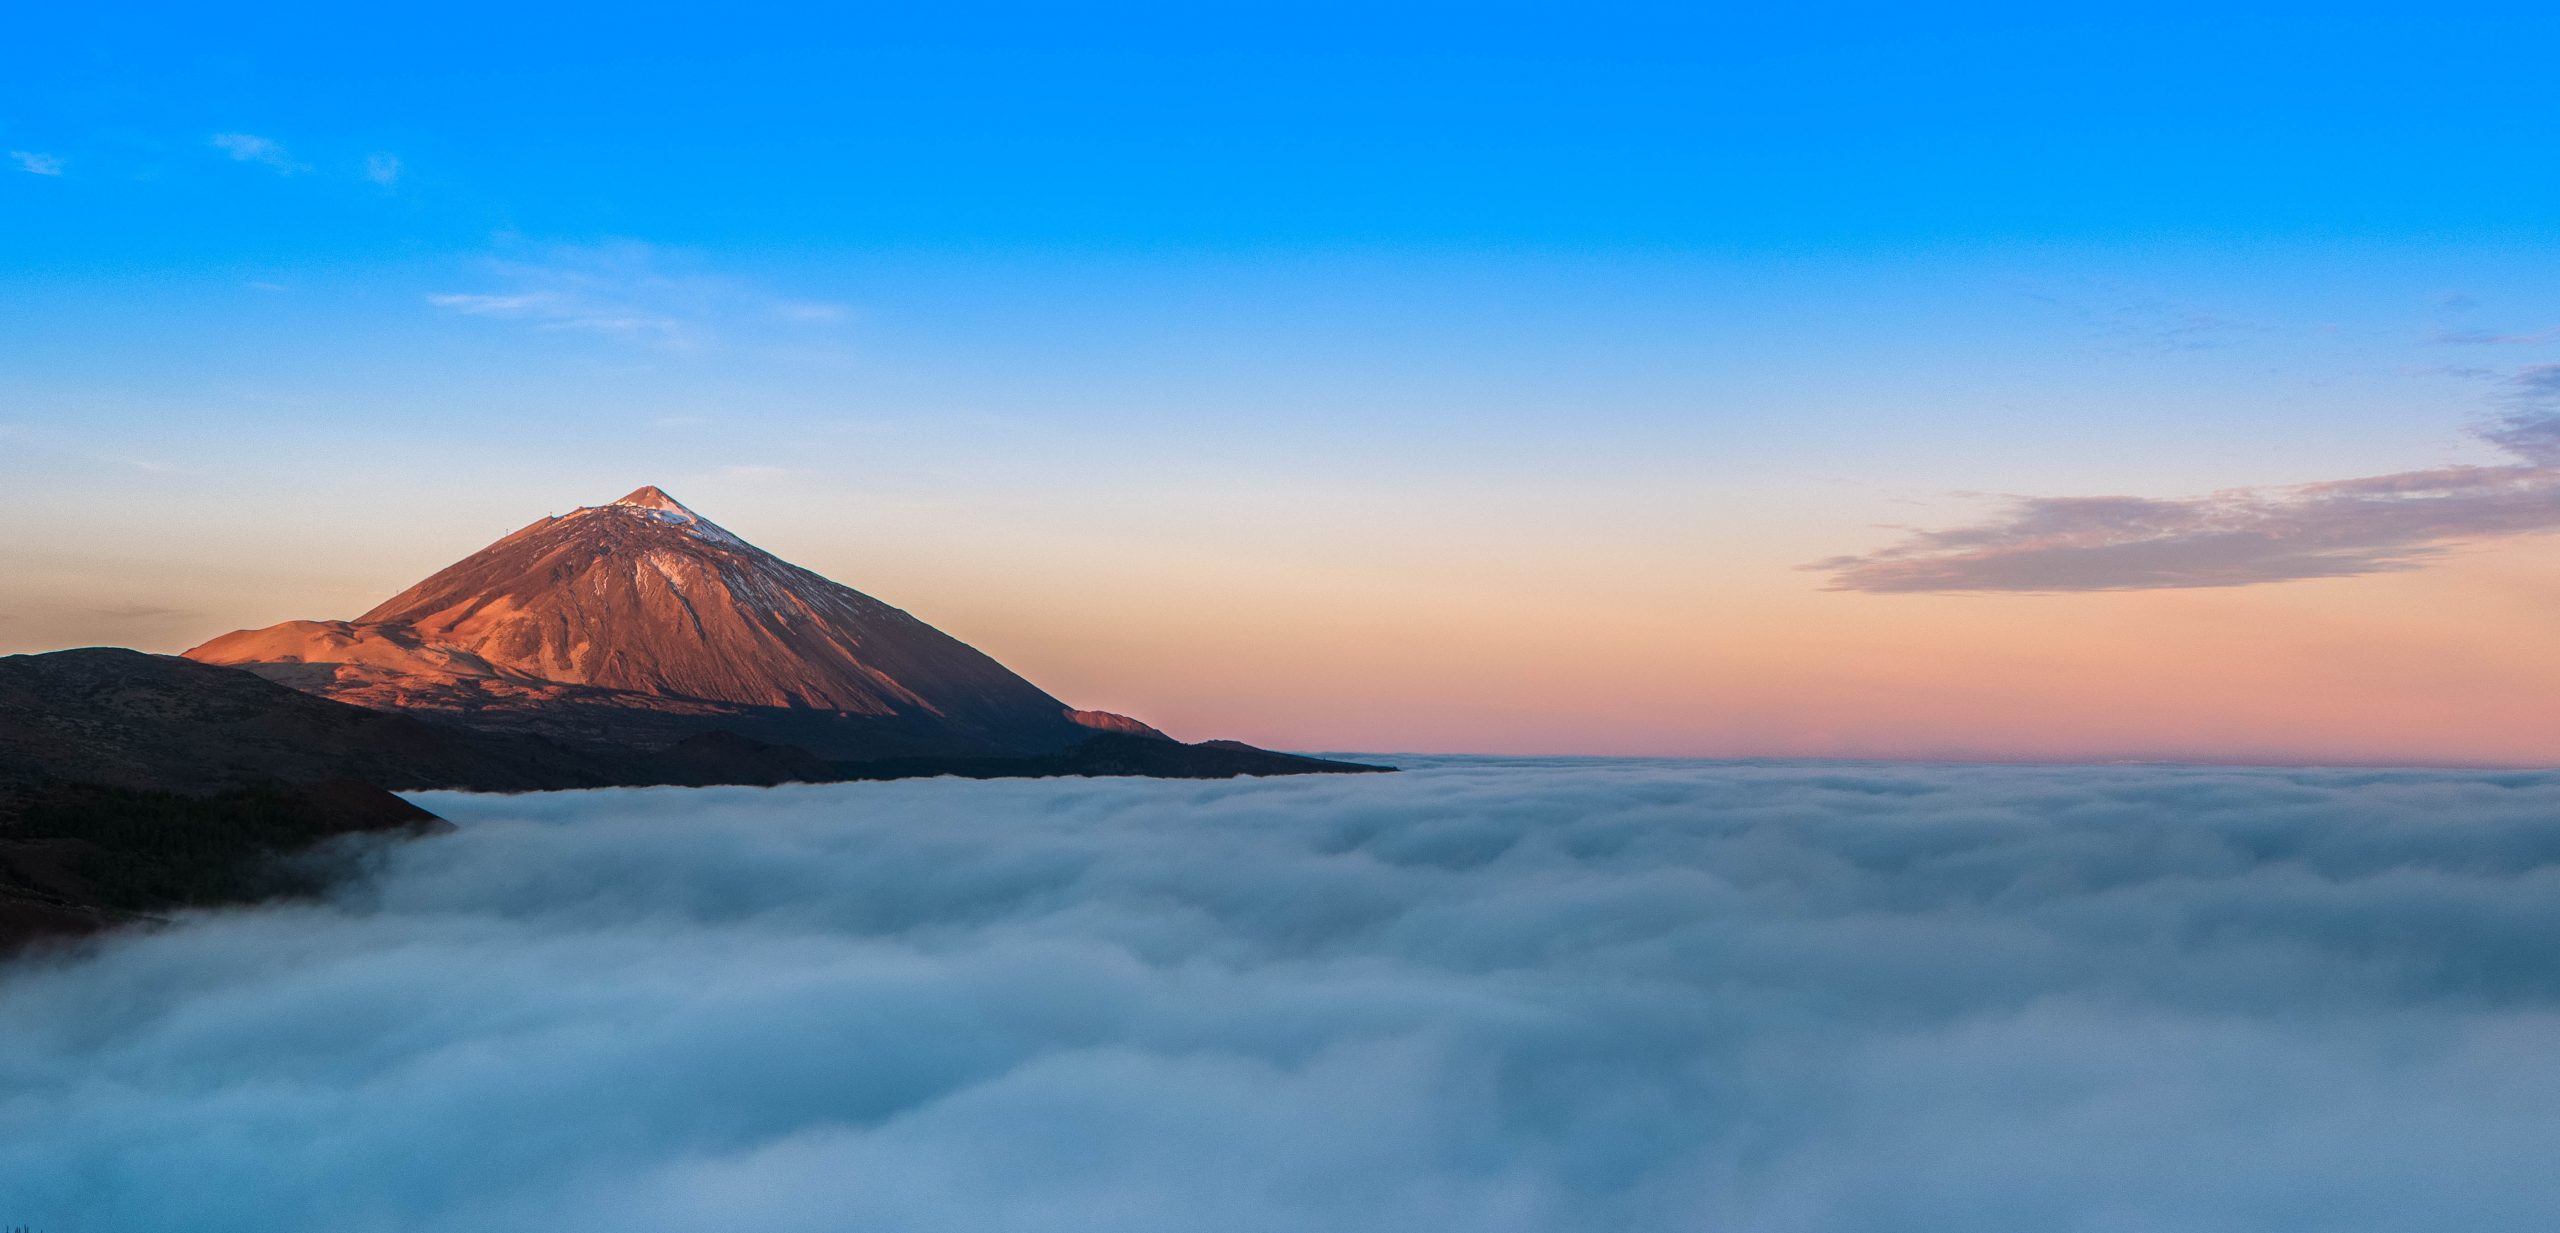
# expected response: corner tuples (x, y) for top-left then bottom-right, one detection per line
(6, 758), (2559, 1231)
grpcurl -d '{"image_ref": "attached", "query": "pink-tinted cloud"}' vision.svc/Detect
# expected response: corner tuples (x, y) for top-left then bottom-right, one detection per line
(1816, 375), (2560, 593)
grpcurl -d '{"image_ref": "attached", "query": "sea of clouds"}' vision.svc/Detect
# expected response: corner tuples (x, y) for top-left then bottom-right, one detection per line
(5, 757), (2560, 1232)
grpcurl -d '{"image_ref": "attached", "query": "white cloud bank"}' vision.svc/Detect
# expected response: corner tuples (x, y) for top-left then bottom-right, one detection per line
(5, 760), (2560, 1231)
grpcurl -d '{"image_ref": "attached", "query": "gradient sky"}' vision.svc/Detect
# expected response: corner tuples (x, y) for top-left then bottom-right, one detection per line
(6, 2), (2560, 763)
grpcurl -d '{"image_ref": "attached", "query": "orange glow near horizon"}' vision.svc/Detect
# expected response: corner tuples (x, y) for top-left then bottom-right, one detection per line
(887, 530), (2560, 767)
(10, 489), (2558, 768)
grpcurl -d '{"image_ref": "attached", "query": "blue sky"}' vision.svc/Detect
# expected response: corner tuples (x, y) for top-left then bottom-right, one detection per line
(7, 2), (2560, 759)
(14, 3), (2560, 251)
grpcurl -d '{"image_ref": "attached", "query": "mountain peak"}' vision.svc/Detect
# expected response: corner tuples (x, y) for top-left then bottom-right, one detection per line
(593, 485), (743, 545)
(612, 485), (693, 514)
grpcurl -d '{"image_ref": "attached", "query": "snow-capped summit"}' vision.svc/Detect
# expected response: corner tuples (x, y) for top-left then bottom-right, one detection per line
(612, 484), (691, 513)
(589, 485), (744, 545)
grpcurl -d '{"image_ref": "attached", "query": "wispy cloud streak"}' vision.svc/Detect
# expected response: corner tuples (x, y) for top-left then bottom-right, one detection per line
(426, 242), (847, 350)
(9, 150), (63, 176)
(210, 132), (307, 173)
(1817, 378), (2560, 593)
(2430, 326), (2560, 346)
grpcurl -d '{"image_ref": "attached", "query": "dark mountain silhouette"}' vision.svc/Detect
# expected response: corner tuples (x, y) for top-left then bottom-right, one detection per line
(0, 647), (629, 795)
(0, 648), (515, 948)
(0, 646), (1380, 950)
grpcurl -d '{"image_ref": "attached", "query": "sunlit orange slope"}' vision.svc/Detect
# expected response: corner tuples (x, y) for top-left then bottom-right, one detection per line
(187, 487), (1126, 749)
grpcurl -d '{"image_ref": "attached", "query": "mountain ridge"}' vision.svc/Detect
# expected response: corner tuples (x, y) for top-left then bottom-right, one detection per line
(0, 646), (1381, 952)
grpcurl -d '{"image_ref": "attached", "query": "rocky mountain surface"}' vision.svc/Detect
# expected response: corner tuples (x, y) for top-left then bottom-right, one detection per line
(189, 487), (1102, 753)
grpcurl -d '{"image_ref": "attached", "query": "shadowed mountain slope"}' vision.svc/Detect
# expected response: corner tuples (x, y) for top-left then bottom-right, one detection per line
(0, 648), (628, 795)
(0, 648), (557, 948)
(0, 647), (1383, 949)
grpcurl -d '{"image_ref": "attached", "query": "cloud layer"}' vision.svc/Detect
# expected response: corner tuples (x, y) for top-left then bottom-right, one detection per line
(5, 760), (2560, 1231)
(1817, 397), (2560, 593)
